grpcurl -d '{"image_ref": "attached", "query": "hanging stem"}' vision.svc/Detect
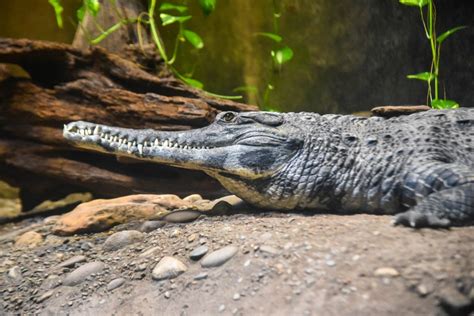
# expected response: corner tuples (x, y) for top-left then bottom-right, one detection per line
(428, 0), (439, 101)
(149, 0), (169, 64)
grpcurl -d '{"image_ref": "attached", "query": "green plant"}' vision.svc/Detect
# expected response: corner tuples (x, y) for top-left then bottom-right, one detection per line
(48, 0), (242, 99)
(399, 0), (466, 109)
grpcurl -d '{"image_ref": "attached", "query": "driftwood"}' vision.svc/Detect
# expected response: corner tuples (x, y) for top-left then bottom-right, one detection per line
(0, 37), (257, 210)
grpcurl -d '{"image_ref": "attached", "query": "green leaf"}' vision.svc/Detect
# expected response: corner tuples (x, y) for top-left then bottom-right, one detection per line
(198, 0), (216, 15)
(437, 26), (467, 44)
(159, 2), (188, 13)
(77, 5), (86, 22)
(407, 72), (435, 82)
(431, 99), (459, 109)
(85, 0), (100, 16)
(48, 0), (64, 28)
(398, 0), (429, 7)
(160, 13), (192, 26)
(183, 30), (204, 49)
(181, 77), (204, 89)
(255, 32), (282, 43)
(272, 46), (294, 65)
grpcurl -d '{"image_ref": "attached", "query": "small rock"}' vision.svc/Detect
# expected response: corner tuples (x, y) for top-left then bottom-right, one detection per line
(52, 194), (192, 235)
(107, 278), (125, 291)
(63, 261), (105, 286)
(183, 194), (203, 203)
(196, 195), (246, 214)
(55, 255), (87, 269)
(163, 210), (201, 223)
(152, 256), (187, 281)
(201, 246), (238, 268)
(374, 267), (399, 277)
(36, 290), (54, 303)
(164, 291), (171, 299)
(189, 245), (209, 261)
(139, 246), (161, 257)
(325, 260), (336, 267)
(44, 235), (65, 246)
(416, 284), (431, 297)
(43, 216), (60, 225)
(15, 231), (43, 248)
(139, 221), (166, 233)
(103, 230), (144, 252)
(439, 287), (472, 315)
(233, 293), (240, 301)
(218, 305), (226, 312)
(194, 272), (208, 280)
(187, 233), (197, 242)
(7, 266), (22, 280)
(259, 245), (281, 256)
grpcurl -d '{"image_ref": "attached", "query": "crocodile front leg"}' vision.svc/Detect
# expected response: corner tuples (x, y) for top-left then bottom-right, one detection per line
(394, 162), (474, 228)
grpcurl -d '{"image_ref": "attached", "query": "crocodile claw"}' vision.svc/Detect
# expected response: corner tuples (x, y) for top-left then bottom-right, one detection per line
(392, 210), (451, 229)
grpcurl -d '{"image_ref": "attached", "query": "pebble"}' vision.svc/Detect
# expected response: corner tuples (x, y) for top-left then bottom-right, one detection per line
(439, 287), (472, 315)
(187, 233), (197, 242)
(233, 293), (240, 300)
(7, 266), (22, 280)
(163, 210), (201, 223)
(14, 231), (43, 248)
(325, 260), (336, 267)
(139, 246), (161, 257)
(218, 305), (226, 312)
(201, 246), (238, 268)
(55, 255), (87, 269)
(164, 291), (171, 299)
(259, 245), (281, 256)
(139, 221), (166, 233)
(189, 245), (209, 261)
(103, 230), (144, 252)
(183, 194), (203, 203)
(374, 267), (399, 277)
(152, 256), (187, 281)
(107, 278), (125, 291)
(194, 272), (208, 280)
(36, 290), (54, 303)
(62, 261), (105, 286)
(416, 284), (431, 297)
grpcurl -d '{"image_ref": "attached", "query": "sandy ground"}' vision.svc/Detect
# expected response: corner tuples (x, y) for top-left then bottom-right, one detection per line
(0, 211), (473, 315)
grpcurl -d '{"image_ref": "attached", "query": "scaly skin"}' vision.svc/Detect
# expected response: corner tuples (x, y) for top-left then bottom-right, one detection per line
(63, 109), (474, 228)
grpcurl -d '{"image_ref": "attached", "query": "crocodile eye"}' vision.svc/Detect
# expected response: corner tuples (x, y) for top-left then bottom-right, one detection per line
(222, 112), (236, 122)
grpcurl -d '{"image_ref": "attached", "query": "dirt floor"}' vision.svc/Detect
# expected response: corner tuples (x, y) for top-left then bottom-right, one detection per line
(0, 211), (473, 316)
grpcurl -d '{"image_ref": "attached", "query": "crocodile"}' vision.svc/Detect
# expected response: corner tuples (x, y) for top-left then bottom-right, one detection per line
(63, 108), (474, 228)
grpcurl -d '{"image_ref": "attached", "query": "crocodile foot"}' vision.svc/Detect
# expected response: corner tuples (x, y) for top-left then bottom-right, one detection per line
(392, 210), (451, 229)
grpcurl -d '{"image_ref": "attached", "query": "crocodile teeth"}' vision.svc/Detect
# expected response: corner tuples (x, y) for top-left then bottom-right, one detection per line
(93, 126), (100, 135)
(154, 139), (159, 146)
(163, 140), (169, 147)
(138, 144), (143, 155)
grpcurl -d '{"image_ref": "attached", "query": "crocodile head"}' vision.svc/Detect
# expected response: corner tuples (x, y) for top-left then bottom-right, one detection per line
(63, 112), (304, 192)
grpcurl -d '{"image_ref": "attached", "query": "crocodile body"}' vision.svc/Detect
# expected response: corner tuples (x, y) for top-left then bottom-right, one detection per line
(64, 108), (474, 227)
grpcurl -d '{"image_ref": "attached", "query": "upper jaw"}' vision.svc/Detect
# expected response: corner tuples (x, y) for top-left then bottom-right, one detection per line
(63, 121), (215, 157)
